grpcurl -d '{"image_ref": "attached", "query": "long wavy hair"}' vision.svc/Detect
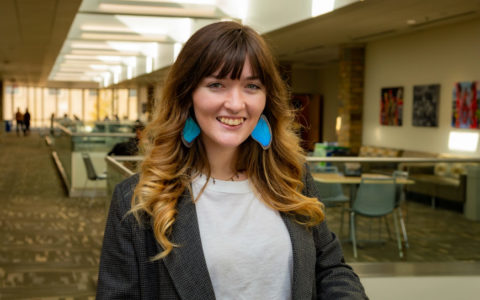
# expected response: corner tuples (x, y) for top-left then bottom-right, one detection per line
(131, 21), (324, 259)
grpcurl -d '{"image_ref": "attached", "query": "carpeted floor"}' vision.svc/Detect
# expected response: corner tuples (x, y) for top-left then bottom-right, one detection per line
(0, 132), (106, 299)
(1, 131), (480, 298)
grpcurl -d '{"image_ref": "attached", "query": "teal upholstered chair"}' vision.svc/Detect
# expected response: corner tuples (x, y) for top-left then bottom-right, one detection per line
(350, 176), (403, 258)
(314, 166), (349, 237)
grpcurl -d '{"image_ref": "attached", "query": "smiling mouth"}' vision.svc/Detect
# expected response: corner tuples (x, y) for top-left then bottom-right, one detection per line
(217, 117), (245, 126)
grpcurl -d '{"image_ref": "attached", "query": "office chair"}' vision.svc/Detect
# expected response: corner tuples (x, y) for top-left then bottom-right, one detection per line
(350, 176), (403, 258)
(82, 152), (107, 198)
(314, 166), (349, 238)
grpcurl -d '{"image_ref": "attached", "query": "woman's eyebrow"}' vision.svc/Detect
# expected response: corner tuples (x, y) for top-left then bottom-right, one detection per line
(205, 75), (261, 80)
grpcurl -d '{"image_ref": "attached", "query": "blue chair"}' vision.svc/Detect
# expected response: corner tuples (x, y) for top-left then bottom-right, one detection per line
(393, 170), (409, 248)
(314, 166), (349, 237)
(350, 176), (403, 258)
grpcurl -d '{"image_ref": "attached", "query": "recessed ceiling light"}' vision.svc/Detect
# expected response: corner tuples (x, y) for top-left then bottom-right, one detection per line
(81, 32), (170, 42)
(406, 19), (417, 25)
(80, 25), (134, 33)
(98, 3), (217, 18)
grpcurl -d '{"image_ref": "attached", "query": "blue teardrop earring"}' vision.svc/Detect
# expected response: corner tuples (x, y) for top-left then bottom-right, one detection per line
(181, 116), (200, 148)
(251, 114), (272, 150)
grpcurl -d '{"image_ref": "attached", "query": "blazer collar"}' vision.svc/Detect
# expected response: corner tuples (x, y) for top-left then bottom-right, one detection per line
(159, 191), (216, 300)
(158, 191), (315, 300)
(282, 214), (315, 299)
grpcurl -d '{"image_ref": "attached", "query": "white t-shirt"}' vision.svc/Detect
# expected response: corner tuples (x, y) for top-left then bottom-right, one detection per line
(193, 175), (293, 300)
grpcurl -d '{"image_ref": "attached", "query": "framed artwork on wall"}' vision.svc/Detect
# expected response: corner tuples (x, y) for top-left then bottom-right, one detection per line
(412, 84), (440, 127)
(380, 87), (403, 126)
(452, 81), (479, 129)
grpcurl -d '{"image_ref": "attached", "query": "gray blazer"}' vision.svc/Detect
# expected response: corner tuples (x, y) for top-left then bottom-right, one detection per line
(96, 170), (367, 299)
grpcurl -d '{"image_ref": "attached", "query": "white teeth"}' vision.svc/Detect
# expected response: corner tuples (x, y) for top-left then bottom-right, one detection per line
(219, 117), (244, 126)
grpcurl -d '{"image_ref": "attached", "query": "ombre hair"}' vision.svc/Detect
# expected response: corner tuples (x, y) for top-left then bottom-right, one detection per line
(131, 21), (324, 259)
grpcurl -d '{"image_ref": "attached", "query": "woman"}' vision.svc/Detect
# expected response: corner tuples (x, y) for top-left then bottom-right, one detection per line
(97, 21), (367, 299)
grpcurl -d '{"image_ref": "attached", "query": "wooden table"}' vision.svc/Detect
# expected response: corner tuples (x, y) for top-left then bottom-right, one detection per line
(312, 173), (415, 185)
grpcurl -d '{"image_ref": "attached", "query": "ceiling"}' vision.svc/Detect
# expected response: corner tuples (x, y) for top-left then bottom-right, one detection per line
(1, 0), (479, 88)
(266, 0), (480, 68)
(0, 0), (82, 86)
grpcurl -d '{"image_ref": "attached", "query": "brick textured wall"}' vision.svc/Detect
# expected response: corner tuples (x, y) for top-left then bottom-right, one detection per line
(338, 46), (365, 154)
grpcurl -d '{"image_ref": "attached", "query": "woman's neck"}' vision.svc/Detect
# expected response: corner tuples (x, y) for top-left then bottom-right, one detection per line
(204, 145), (242, 181)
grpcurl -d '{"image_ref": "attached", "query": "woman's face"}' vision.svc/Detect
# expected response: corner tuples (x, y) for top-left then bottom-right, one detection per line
(192, 59), (266, 153)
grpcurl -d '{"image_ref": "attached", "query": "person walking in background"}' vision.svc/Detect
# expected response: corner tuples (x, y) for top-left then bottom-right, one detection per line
(23, 109), (31, 136)
(50, 113), (55, 135)
(15, 108), (23, 136)
(97, 21), (367, 299)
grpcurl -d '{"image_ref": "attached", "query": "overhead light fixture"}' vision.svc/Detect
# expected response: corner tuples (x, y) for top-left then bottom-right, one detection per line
(71, 49), (140, 56)
(89, 64), (111, 70)
(448, 131), (479, 152)
(81, 32), (170, 42)
(98, 3), (217, 18)
(62, 59), (122, 65)
(55, 71), (85, 74)
(113, 15), (192, 42)
(65, 54), (106, 60)
(80, 25), (135, 33)
(97, 55), (124, 62)
(71, 41), (112, 50)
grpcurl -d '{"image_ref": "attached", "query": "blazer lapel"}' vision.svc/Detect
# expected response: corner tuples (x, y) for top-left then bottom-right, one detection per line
(159, 191), (216, 300)
(282, 215), (315, 300)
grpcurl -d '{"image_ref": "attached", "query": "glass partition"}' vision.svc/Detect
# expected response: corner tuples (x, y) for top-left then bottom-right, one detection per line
(51, 121), (136, 197)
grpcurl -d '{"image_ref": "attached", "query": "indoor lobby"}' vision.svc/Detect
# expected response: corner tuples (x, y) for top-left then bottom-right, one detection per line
(1, 0), (480, 299)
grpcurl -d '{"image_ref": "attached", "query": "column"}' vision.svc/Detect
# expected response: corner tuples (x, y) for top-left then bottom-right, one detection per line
(337, 45), (365, 154)
(0, 80), (3, 134)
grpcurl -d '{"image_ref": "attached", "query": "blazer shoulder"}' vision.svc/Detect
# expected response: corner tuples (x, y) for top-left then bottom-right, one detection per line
(110, 173), (140, 215)
(116, 173), (140, 198)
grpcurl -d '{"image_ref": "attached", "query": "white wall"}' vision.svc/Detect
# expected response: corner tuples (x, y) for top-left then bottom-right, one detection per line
(363, 18), (480, 157)
(317, 62), (340, 143)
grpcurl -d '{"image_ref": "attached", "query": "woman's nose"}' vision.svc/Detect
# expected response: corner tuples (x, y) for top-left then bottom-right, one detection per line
(224, 87), (245, 112)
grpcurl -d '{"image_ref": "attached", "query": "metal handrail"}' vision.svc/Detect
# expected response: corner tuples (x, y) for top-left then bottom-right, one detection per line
(56, 122), (135, 138)
(306, 156), (480, 163)
(105, 156), (140, 177)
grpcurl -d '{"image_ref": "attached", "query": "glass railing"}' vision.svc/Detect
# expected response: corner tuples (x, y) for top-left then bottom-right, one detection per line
(51, 121), (137, 197)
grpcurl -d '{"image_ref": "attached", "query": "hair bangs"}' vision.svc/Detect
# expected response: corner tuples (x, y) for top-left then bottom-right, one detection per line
(197, 32), (265, 83)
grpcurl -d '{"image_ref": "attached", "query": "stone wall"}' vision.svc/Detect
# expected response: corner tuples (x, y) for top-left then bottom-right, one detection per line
(338, 45), (365, 154)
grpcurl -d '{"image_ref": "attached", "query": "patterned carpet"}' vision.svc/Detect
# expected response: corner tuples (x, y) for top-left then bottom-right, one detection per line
(0, 132), (106, 299)
(335, 198), (480, 262)
(1, 132), (480, 298)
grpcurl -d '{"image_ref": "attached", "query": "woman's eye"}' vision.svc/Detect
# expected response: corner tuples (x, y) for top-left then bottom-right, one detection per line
(246, 83), (261, 90)
(207, 82), (223, 89)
